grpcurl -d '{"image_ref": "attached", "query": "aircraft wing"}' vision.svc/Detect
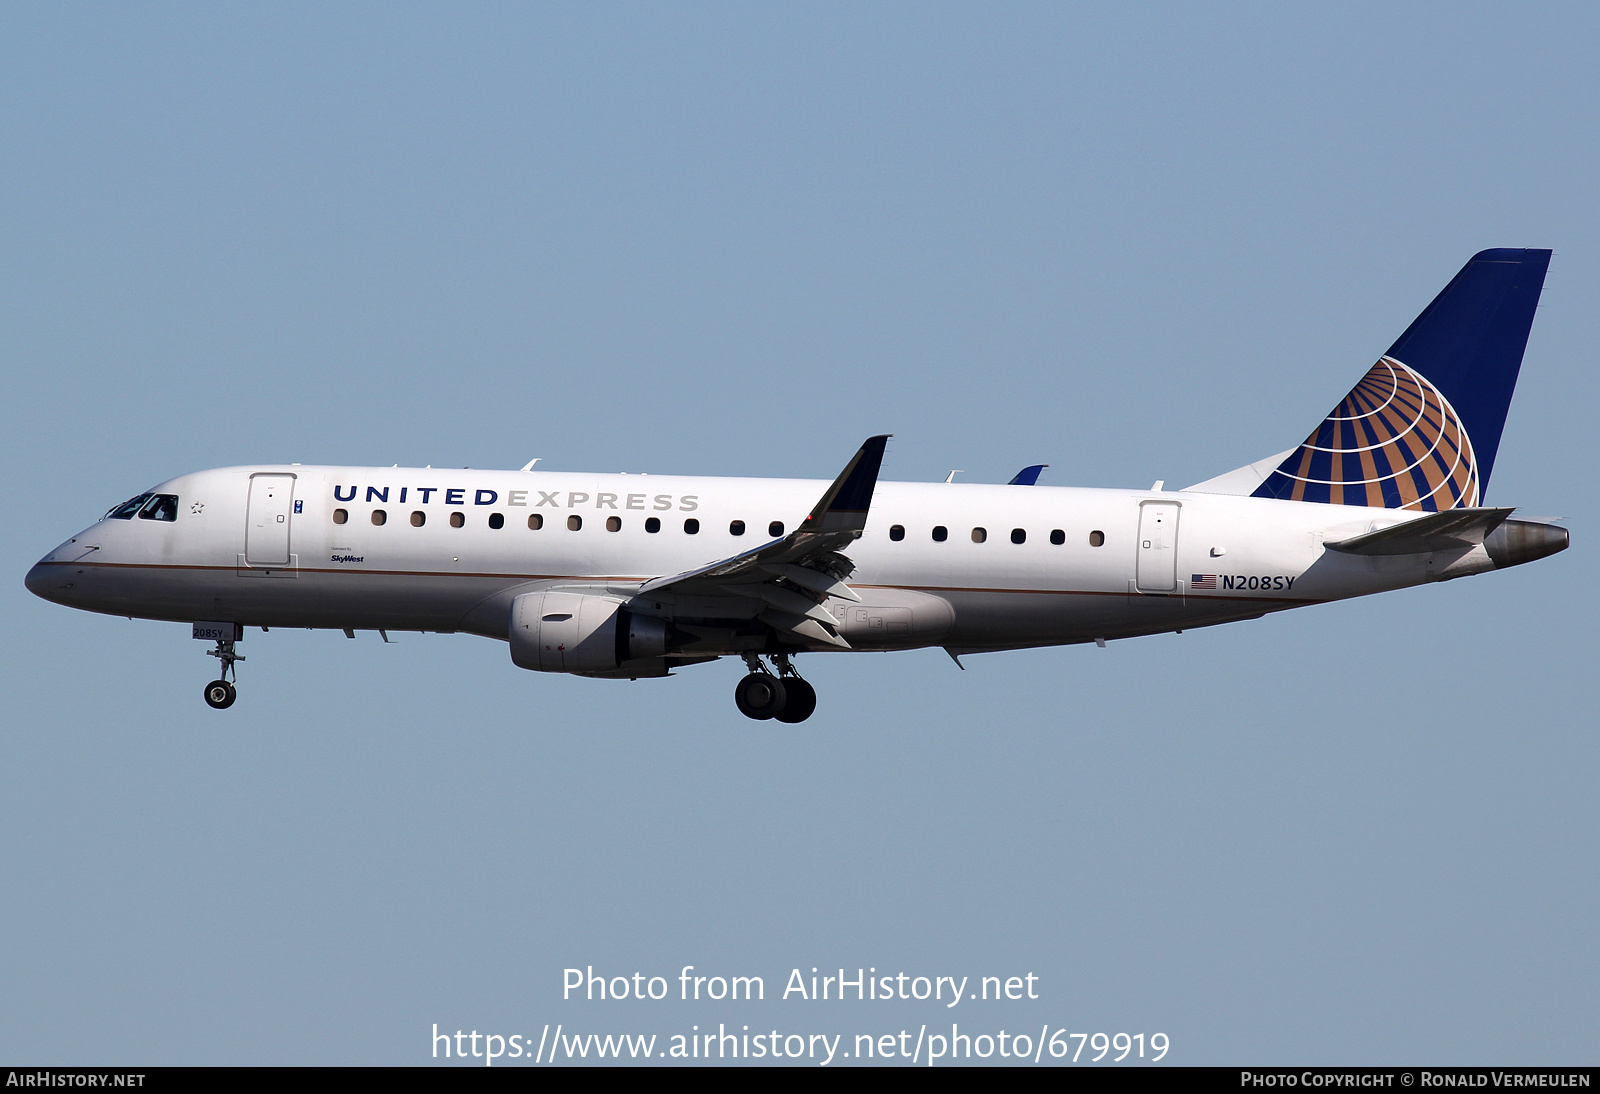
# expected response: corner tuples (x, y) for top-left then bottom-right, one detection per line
(633, 435), (891, 648)
(1325, 507), (1515, 555)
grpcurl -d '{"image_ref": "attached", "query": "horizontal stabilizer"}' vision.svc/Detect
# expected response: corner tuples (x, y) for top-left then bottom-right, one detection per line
(1325, 507), (1514, 555)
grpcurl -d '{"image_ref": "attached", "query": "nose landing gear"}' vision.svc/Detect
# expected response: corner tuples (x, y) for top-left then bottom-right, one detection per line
(203, 635), (244, 710)
(735, 653), (817, 723)
(203, 679), (236, 709)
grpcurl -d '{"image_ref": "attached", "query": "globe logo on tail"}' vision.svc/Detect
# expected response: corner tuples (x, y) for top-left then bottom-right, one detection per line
(1255, 356), (1479, 511)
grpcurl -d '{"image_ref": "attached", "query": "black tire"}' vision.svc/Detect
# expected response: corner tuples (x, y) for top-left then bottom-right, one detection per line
(734, 673), (787, 720)
(773, 678), (816, 723)
(204, 680), (236, 710)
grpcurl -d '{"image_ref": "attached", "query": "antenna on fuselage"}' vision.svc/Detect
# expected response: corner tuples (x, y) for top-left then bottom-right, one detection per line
(520, 458), (542, 472)
(944, 470), (963, 483)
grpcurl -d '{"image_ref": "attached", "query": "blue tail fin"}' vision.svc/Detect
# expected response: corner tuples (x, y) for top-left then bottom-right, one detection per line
(1253, 248), (1551, 510)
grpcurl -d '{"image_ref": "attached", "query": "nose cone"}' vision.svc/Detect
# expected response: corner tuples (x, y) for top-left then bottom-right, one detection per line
(25, 534), (93, 606)
(25, 555), (72, 605)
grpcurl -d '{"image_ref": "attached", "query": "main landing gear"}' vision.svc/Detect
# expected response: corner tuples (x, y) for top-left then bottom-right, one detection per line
(203, 635), (244, 710)
(735, 653), (817, 723)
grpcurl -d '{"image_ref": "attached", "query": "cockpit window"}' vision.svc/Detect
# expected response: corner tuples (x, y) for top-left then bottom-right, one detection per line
(137, 494), (179, 522)
(106, 493), (152, 520)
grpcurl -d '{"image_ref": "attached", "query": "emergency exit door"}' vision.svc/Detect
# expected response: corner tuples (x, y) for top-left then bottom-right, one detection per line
(245, 474), (296, 566)
(1135, 501), (1181, 593)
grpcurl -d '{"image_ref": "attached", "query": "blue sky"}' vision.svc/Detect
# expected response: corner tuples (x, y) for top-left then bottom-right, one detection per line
(2, 3), (1596, 1064)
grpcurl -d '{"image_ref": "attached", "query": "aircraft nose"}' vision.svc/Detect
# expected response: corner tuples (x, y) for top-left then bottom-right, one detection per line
(24, 559), (57, 602)
(25, 544), (82, 606)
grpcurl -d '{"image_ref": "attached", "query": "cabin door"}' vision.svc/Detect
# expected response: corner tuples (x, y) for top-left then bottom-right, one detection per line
(1135, 501), (1181, 593)
(245, 474), (296, 566)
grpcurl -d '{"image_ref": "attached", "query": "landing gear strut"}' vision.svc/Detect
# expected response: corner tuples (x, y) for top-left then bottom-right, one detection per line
(203, 636), (244, 710)
(735, 653), (816, 723)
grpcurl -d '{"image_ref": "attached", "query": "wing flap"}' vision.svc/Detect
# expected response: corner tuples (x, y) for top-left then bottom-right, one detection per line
(757, 610), (852, 649)
(722, 583), (840, 625)
(761, 563), (861, 602)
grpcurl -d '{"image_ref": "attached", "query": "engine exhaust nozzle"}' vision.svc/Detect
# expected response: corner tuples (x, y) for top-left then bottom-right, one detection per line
(1484, 519), (1569, 570)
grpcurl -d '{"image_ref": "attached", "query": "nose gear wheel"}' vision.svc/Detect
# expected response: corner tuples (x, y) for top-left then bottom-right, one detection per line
(204, 635), (244, 710)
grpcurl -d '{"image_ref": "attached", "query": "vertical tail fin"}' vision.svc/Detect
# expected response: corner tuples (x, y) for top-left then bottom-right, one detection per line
(1253, 248), (1551, 510)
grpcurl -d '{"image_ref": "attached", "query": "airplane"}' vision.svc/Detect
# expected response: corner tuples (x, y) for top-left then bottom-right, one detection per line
(25, 249), (1568, 722)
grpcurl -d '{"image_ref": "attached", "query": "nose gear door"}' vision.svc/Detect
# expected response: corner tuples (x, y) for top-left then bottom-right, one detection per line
(245, 473), (296, 566)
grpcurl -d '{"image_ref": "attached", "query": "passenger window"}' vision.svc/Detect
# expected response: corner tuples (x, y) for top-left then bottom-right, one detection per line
(138, 494), (179, 522)
(730, 520), (745, 536)
(645, 517), (661, 533)
(332, 509), (348, 525)
(932, 525), (948, 542)
(567, 515), (583, 531)
(1089, 530), (1105, 547)
(684, 518), (700, 534)
(768, 521), (784, 537)
(528, 514), (543, 530)
(1010, 528), (1025, 544)
(971, 527), (987, 543)
(606, 516), (622, 532)
(889, 524), (905, 541)
(411, 511), (426, 527)
(107, 493), (152, 520)
(488, 513), (505, 530)
(450, 512), (465, 528)
(371, 510), (387, 526)
(1050, 528), (1065, 545)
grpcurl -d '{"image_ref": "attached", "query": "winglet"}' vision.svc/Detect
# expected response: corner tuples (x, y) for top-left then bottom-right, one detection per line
(1008, 464), (1048, 486)
(801, 435), (891, 535)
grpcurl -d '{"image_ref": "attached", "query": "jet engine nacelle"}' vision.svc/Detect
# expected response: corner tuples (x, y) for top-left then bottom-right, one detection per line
(509, 590), (669, 675)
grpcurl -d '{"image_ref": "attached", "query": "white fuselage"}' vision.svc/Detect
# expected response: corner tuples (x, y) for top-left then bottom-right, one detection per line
(27, 464), (1491, 658)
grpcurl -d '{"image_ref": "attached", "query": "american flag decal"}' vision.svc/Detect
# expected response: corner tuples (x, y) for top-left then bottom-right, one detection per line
(1191, 574), (1217, 591)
